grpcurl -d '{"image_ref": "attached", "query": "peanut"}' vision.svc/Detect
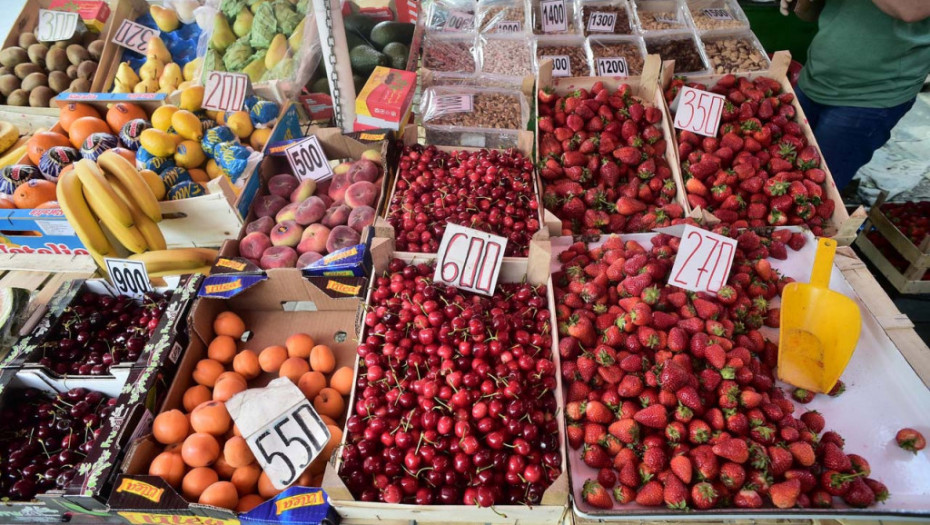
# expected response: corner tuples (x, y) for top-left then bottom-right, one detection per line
(481, 38), (535, 77)
(703, 37), (768, 74)
(645, 37), (706, 73)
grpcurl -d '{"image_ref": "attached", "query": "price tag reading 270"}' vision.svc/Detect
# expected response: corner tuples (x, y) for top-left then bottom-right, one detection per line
(674, 85), (726, 137)
(202, 72), (250, 112)
(435, 224), (508, 296)
(285, 136), (333, 182)
(104, 258), (153, 299)
(668, 225), (737, 294)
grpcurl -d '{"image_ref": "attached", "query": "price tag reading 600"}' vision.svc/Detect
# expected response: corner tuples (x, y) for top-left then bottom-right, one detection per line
(673, 85), (726, 137)
(434, 224), (508, 296)
(104, 258), (153, 299)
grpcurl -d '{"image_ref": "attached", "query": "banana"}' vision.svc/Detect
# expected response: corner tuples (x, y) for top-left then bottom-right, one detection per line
(148, 265), (212, 278)
(0, 122), (19, 154)
(128, 248), (218, 273)
(86, 239), (122, 277)
(83, 184), (148, 253)
(0, 137), (28, 169)
(105, 173), (167, 251)
(74, 159), (134, 228)
(56, 168), (113, 255)
(97, 151), (162, 222)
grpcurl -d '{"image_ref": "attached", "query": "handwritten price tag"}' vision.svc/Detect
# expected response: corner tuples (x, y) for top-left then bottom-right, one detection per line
(433, 94), (474, 115)
(674, 86), (725, 137)
(285, 136), (333, 182)
(36, 10), (80, 42)
(496, 21), (522, 32)
(540, 0), (568, 32)
(104, 258), (153, 299)
(202, 72), (250, 112)
(702, 8), (734, 20)
(668, 225), (736, 294)
(435, 224), (507, 296)
(587, 11), (617, 32)
(596, 57), (629, 77)
(111, 19), (160, 55)
(227, 378), (331, 490)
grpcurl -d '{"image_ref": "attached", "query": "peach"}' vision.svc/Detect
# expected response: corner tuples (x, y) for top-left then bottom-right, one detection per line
(245, 216), (275, 235)
(260, 246), (298, 269)
(347, 159), (379, 183)
(239, 232), (272, 260)
(316, 179), (331, 195)
(344, 181), (378, 208)
(268, 174), (299, 199)
(333, 161), (352, 175)
(326, 225), (361, 253)
(298, 224), (330, 254)
(348, 206), (375, 233)
(275, 202), (299, 223)
(361, 149), (382, 164)
(270, 220), (303, 247)
(252, 195), (287, 218)
(294, 196), (326, 226)
(318, 194), (334, 208)
(290, 179), (317, 203)
(297, 251), (323, 267)
(328, 173), (350, 201)
(322, 205), (351, 228)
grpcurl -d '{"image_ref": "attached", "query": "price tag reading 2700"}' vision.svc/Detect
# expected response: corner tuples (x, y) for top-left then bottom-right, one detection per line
(202, 72), (250, 112)
(435, 224), (508, 296)
(674, 86), (726, 137)
(540, 0), (568, 32)
(285, 136), (333, 182)
(668, 225), (737, 294)
(104, 258), (153, 299)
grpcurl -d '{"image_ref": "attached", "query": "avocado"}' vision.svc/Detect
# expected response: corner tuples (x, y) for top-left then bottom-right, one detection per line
(382, 42), (409, 70)
(369, 21), (415, 50)
(345, 28), (370, 51)
(311, 76), (331, 96)
(353, 74), (366, 93)
(344, 14), (378, 39)
(349, 45), (389, 76)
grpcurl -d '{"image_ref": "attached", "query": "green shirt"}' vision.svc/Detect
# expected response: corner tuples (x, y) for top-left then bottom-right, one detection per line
(799, 0), (930, 108)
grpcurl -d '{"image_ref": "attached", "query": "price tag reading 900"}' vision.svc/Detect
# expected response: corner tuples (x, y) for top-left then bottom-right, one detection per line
(202, 72), (250, 113)
(104, 259), (153, 299)
(673, 86), (726, 137)
(540, 0), (567, 32)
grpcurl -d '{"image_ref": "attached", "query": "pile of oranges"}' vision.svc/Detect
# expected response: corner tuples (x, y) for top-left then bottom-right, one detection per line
(148, 311), (352, 512)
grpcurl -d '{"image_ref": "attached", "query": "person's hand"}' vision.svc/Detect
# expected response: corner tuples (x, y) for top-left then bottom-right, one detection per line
(780, 0), (795, 15)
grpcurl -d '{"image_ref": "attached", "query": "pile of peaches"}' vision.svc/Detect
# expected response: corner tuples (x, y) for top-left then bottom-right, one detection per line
(147, 311), (351, 511)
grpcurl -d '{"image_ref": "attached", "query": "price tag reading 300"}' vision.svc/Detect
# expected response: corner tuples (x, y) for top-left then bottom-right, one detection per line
(668, 225), (737, 294)
(104, 258), (153, 299)
(673, 86), (726, 137)
(36, 10), (80, 42)
(285, 136), (333, 182)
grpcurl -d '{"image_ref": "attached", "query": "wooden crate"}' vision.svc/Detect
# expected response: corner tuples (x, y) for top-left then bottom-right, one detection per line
(854, 223), (930, 295)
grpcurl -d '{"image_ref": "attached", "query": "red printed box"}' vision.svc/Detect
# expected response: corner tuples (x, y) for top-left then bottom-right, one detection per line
(354, 67), (416, 132)
(49, 0), (110, 33)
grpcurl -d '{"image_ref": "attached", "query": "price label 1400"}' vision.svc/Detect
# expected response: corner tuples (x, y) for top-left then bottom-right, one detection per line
(673, 85), (726, 137)
(435, 224), (508, 296)
(668, 225), (737, 294)
(596, 57), (629, 77)
(540, 0), (568, 32)
(36, 10), (80, 42)
(202, 72), (250, 112)
(111, 19), (159, 55)
(285, 136), (333, 182)
(104, 258), (153, 299)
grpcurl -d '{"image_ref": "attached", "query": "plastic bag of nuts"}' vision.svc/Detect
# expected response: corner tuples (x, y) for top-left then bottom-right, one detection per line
(531, 0), (578, 35)
(421, 86), (529, 129)
(633, 0), (690, 32)
(702, 33), (770, 74)
(535, 35), (592, 77)
(587, 35), (647, 76)
(686, 0), (749, 31)
(478, 34), (536, 77)
(644, 32), (709, 74)
(579, 0), (633, 36)
(423, 33), (479, 74)
(478, 0), (527, 34)
(426, 0), (478, 33)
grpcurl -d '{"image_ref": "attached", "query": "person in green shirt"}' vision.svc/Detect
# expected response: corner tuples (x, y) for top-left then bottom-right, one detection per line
(783, 0), (930, 191)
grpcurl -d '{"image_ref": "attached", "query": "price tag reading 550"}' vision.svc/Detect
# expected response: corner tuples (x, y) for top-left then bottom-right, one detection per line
(668, 225), (737, 294)
(435, 224), (508, 296)
(285, 136), (333, 182)
(104, 258), (153, 299)
(673, 86), (726, 138)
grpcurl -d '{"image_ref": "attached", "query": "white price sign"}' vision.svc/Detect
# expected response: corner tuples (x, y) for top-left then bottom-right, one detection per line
(668, 225), (736, 294)
(542, 55), (571, 77)
(36, 10), (80, 42)
(285, 136), (333, 182)
(587, 11), (617, 32)
(445, 10), (475, 31)
(673, 86), (725, 137)
(434, 224), (507, 296)
(227, 378), (331, 490)
(104, 258), (153, 299)
(202, 71), (250, 112)
(434, 94), (474, 115)
(702, 8), (734, 20)
(596, 57), (629, 77)
(111, 19), (160, 55)
(496, 21), (522, 32)
(539, 0), (568, 32)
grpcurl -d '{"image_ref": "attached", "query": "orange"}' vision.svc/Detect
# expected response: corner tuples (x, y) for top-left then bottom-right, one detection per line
(329, 366), (354, 396)
(188, 168), (209, 183)
(150, 451), (187, 488)
(59, 103), (101, 133)
(190, 400), (231, 435)
(231, 464), (261, 496)
(257, 472), (282, 499)
(192, 359), (224, 387)
(232, 350), (261, 380)
(279, 357), (310, 383)
(258, 345), (287, 373)
(213, 454), (236, 479)
(319, 414), (337, 426)
(213, 373), (247, 402)
(237, 493), (264, 512)
(183, 385), (212, 412)
(309, 345), (335, 373)
(181, 432), (220, 467)
(313, 388), (344, 420)
(68, 116), (110, 148)
(153, 409), (190, 445)
(106, 102), (148, 134)
(13, 179), (58, 209)
(0, 195), (15, 209)
(181, 467), (219, 501)
(286, 333), (314, 358)
(214, 311), (246, 338)
(208, 335), (238, 364)
(223, 436), (255, 468)
(297, 371), (326, 400)
(199, 481), (238, 510)
(27, 131), (70, 165)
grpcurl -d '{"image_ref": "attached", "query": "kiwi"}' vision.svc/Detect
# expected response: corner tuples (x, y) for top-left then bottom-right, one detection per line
(27, 43), (48, 67)
(18, 33), (37, 49)
(77, 60), (96, 80)
(46, 47), (69, 72)
(66, 45), (90, 66)
(66, 64), (78, 79)
(0, 74), (19, 97)
(0, 67), (9, 77)
(0, 47), (28, 68)
(54, 41), (68, 49)
(48, 70), (70, 93)
(29, 86), (53, 107)
(13, 62), (41, 80)
(6, 88), (28, 106)
(88, 40), (105, 61)
(69, 77), (90, 92)
(21, 72), (48, 92)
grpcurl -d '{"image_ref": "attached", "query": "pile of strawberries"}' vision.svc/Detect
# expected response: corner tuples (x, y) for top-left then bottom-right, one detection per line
(554, 230), (887, 510)
(666, 75), (834, 234)
(538, 82), (685, 235)
(880, 201), (930, 246)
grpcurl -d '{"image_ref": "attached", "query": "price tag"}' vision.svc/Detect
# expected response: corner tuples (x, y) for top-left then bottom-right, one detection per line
(586, 11), (617, 32)
(104, 258), (153, 299)
(285, 136), (333, 182)
(446, 10), (475, 31)
(540, 0), (568, 32)
(111, 19), (160, 55)
(36, 10), (80, 42)
(227, 378), (331, 490)
(542, 55), (571, 77)
(434, 224), (507, 296)
(653, 13), (679, 24)
(202, 71), (250, 112)
(702, 8), (734, 20)
(673, 85), (725, 137)
(668, 225), (737, 294)
(596, 57), (629, 77)
(433, 94), (474, 115)
(496, 21), (522, 32)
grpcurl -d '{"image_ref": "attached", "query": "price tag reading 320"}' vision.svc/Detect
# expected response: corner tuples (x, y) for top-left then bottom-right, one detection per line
(596, 57), (629, 77)
(111, 19), (160, 55)
(674, 86), (725, 137)
(202, 72), (250, 112)
(36, 10), (80, 42)
(540, 0), (568, 32)
(285, 136), (333, 182)
(104, 258), (153, 299)
(435, 224), (508, 296)
(587, 11), (617, 32)
(668, 225), (737, 294)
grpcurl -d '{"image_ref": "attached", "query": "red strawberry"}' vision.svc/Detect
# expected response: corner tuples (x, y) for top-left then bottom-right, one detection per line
(582, 479), (614, 509)
(895, 428), (926, 453)
(670, 455), (693, 484)
(582, 444), (611, 469)
(663, 473), (690, 509)
(614, 485), (636, 504)
(586, 400), (615, 424)
(609, 418), (640, 444)
(800, 410), (825, 433)
(827, 380), (846, 397)
(788, 441), (815, 467)
(692, 298), (720, 320)
(616, 196), (647, 216)
(733, 488), (763, 508)
(811, 490), (833, 508)
(770, 478), (801, 508)
(719, 461), (746, 489)
(842, 478), (876, 508)
(791, 387), (814, 404)
(635, 480), (664, 506)
(633, 404), (668, 428)
(822, 442), (852, 471)
(584, 423), (608, 445)
(615, 147), (642, 165)
(691, 481), (719, 510)
(864, 478), (889, 503)
(712, 437), (749, 463)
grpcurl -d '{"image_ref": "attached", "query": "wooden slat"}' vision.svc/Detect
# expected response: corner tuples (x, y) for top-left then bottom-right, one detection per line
(0, 270), (50, 291)
(855, 231), (930, 295)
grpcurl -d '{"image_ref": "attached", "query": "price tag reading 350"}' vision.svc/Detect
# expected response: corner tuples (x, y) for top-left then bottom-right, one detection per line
(104, 258), (153, 299)
(540, 0), (568, 32)
(668, 225), (737, 294)
(36, 10), (80, 42)
(435, 224), (508, 296)
(111, 19), (160, 55)
(202, 72), (250, 112)
(285, 136), (333, 182)
(674, 86), (725, 137)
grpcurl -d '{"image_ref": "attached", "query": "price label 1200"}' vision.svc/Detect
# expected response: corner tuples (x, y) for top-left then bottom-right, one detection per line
(435, 224), (508, 296)
(596, 57), (629, 77)
(111, 19), (160, 55)
(540, 0), (568, 32)
(285, 136), (333, 182)
(668, 225), (737, 294)
(202, 72), (250, 112)
(673, 86), (725, 137)
(36, 10), (80, 42)
(104, 258), (153, 299)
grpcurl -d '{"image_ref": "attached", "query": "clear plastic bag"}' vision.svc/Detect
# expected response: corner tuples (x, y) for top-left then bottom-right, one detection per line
(644, 31), (711, 75)
(426, 0), (478, 33)
(701, 30), (771, 74)
(535, 35), (592, 77)
(421, 86), (529, 129)
(478, 34), (536, 78)
(587, 35), (647, 76)
(632, 0), (691, 33)
(685, 0), (750, 32)
(477, 0), (527, 34)
(423, 33), (479, 74)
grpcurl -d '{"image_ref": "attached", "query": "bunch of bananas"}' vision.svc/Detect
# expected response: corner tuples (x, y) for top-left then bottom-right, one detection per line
(0, 122), (26, 169)
(58, 154), (217, 277)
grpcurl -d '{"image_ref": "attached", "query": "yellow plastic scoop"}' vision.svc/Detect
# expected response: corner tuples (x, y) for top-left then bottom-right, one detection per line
(778, 237), (861, 393)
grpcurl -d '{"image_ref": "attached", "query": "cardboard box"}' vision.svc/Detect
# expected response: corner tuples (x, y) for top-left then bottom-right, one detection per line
(48, 0), (110, 33)
(354, 67), (417, 132)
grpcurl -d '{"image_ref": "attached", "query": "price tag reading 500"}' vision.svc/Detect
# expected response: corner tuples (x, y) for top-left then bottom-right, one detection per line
(668, 225), (737, 294)
(673, 85), (726, 137)
(434, 224), (508, 296)
(285, 136), (333, 182)
(104, 258), (153, 299)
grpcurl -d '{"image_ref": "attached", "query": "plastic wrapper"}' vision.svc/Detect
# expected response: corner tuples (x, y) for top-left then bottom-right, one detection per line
(632, 0), (691, 33)
(531, 0), (579, 35)
(119, 119), (150, 151)
(213, 141), (251, 183)
(579, 0), (634, 36)
(426, 0), (477, 33)
(224, 36), (255, 71)
(701, 30), (771, 74)
(477, 0), (527, 34)
(80, 133), (119, 162)
(535, 35), (592, 77)
(167, 181), (207, 200)
(249, 100), (281, 127)
(39, 147), (79, 182)
(0, 165), (39, 195)
(220, 0), (246, 19)
(644, 31), (711, 74)
(159, 167), (193, 188)
(478, 34), (536, 78)
(587, 35), (647, 76)
(423, 33), (478, 74)
(136, 149), (176, 174)
(202, 126), (237, 156)
(249, 2), (277, 49)
(274, 0), (302, 34)
(421, 86), (530, 149)
(685, 0), (750, 32)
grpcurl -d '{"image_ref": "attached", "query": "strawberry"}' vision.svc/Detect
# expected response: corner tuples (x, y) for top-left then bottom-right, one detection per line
(692, 298), (720, 320)
(635, 480), (664, 506)
(800, 410), (825, 433)
(670, 455), (693, 484)
(634, 404), (668, 429)
(788, 441), (816, 467)
(584, 423), (608, 445)
(733, 488), (763, 508)
(616, 196), (647, 216)
(822, 469), (855, 496)
(895, 428), (926, 453)
(842, 478), (875, 508)
(582, 444), (612, 468)
(597, 467), (617, 489)
(719, 461), (746, 489)
(822, 442), (852, 471)
(691, 482), (719, 510)
(664, 472), (690, 509)
(811, 490), (833, 508)
(614, 485), (636, 504)
(576, 354), (597, 382)
(582, 479), (614, 509)
(567, 423), (584, 449)
(586, 400), (615, 424)
(864, 478), (889, 503)
(642, 446), (667, 474)
(827, 380), (846, 397)
(791, 387), (814, 404)
(712, 437), (749, 463)
(609, 418), (640, 444)
(769, 478), (801, 508)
